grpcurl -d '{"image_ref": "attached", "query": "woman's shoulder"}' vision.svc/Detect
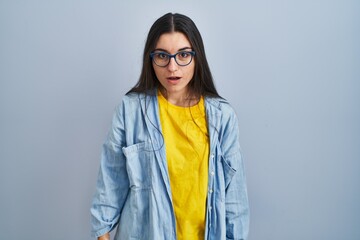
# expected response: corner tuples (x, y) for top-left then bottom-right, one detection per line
(122, 92), (140, 101)
(117, 91), (157, 111)
(205, 96), (236, 114)
(122, 89), (157, 102)
(205, 96), (241, 128)
(205, 97), (241, 138)
(120, 91), (147, 104)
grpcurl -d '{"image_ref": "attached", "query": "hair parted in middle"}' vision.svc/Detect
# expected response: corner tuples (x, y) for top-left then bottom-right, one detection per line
(128, 12), (220, 99)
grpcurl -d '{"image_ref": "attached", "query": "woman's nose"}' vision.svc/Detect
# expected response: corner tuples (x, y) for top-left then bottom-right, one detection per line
(167, 57), (178, 72)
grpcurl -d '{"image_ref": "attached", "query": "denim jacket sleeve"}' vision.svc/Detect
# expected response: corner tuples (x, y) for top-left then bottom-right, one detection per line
(220, 104), (250, 240)
(90, 103), (130, 237)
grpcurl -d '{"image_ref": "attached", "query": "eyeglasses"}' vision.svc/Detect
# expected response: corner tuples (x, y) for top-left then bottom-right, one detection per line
(150, 51), (196, 67)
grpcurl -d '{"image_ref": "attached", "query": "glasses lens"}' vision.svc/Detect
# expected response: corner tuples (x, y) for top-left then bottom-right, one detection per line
(175, 52), (193, 66)
(153, 53), (169, 67)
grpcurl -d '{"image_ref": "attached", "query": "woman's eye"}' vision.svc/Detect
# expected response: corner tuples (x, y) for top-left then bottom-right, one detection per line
(179, 52), (189, 58)
(158, 53), (168, 59)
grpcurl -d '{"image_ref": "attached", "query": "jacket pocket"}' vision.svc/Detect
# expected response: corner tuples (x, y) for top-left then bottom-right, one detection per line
(122, 142), (153, 189)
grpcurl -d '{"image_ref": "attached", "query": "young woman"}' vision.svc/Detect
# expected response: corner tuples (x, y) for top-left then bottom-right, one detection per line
(91, 13), (249, 240)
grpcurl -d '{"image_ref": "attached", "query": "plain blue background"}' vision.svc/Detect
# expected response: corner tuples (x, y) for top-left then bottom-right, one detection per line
(0, 1), (359, 239)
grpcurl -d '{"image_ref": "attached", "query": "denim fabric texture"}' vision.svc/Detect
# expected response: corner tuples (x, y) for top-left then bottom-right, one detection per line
(90, 91), (250, 240)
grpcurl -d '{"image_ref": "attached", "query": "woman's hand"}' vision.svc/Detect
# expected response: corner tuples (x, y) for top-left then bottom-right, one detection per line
(98, 233), (110, 240)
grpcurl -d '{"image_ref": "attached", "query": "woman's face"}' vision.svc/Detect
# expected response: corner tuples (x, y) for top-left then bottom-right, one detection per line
(152, 32), (195, 98)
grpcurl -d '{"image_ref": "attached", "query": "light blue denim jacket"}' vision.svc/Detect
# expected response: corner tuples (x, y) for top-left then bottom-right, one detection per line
(91, 91), (249, 240)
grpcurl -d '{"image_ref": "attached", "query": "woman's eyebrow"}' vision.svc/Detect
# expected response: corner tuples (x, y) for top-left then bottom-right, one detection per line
(178, 47), (192, 51)
(153, 48), (169, 53)
(153, 47), (192, 53)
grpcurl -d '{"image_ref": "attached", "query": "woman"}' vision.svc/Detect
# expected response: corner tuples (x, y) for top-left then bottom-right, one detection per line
(91, 12), (249, 240)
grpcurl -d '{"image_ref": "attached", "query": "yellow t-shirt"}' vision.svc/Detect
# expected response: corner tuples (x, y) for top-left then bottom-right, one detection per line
(158, 91), (209, 240)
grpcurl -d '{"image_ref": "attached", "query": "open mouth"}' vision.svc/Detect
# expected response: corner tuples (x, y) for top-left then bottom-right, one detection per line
(167, 77), (181, 80)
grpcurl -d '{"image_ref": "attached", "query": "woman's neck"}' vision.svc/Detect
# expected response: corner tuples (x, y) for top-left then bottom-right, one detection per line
(159, 88), (199, 107)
